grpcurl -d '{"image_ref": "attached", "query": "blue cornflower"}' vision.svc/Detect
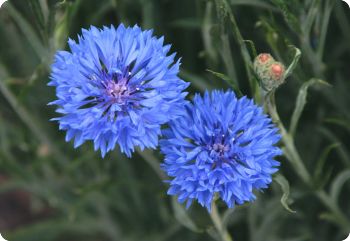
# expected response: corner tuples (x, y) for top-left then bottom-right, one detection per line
(49, 24), (189, 157)
(160, 90), (282, 211)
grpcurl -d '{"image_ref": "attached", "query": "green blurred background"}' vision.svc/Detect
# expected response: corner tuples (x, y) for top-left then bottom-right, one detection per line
(0, 0), (349, 240)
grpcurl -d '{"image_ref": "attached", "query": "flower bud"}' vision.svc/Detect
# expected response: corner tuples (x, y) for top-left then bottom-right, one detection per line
(254, 53), (286, 91)
(254, 53), (275, 67)
(253, 54), (275, 84)
(270, 62), (285, 81)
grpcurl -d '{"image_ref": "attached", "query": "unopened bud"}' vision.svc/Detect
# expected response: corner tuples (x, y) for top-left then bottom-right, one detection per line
(270, 62), (285, 81)
(254, 53), (274, 66)
(254, 53), (286, 91)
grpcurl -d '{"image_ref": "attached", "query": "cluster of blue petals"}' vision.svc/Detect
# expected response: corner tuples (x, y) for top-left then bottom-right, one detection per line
(160, 90), (282, 210)
(49, 24), (189, 157)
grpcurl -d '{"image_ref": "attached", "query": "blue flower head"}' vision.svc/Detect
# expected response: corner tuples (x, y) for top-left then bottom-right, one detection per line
(49, 24), (189, 157)
(160, 90), (282, 211)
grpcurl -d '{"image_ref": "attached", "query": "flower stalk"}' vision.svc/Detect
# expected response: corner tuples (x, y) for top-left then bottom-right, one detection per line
(210, 201), (233, 241)
(265, 91), (311, 184)
(265, 91), (350, 231)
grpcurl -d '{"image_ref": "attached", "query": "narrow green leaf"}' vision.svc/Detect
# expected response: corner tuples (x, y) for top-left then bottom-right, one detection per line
(222, 208), (235, 229)
(255, 17), (285, 61)
(269, 0), (301, 33)
(223, 204), (247, 229)
(302, 0), (319, 36)
(314, 143), (339, 179)
(335, 1), (350, 48)
(230, 0), (277, 10)
(319, 127), (350, 168)
(214, 0), (258, 97)
(28, 0), (46, 29)
(289, 78), (330, 136)
(180, 69), (214, 91)
(53, 0), (83, 50)
(283, 46), (301, 79)
(317, 0), (336, 59)
(274, 174), (296, 213)
(255, 200), (284, 238)
(324, 117), (350, 134)
(243, 40), (257, 59)
(171, 197), (202, 233)
(220, 33), (239, 86)
(330, 170), (350, 202)
(6, 3), (47, 60)
(202, 2), (219, 65)
(313, 143), (339, 189)
(0, 78), (68, 164)
(206, 69), (243, 97)
(319, 212), (341, 225)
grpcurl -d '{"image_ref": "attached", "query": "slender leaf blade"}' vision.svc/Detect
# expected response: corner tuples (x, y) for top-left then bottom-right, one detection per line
(171, 197), (202, 233)
(330, 170), (350, 202)
(274, 174), (296, 213)
(289, 78), (330, 136)
(206, 69), (243, 97)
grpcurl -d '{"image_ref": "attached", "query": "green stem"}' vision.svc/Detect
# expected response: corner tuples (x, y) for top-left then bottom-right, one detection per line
(266, 92), (311, 183)
(210, 201), (233, 241)
(317, 0), (335, 61)
(265, 91), (350, 230)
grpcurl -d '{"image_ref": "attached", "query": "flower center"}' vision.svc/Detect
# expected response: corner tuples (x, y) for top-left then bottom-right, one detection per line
(212, 143), (230, 155)
(105, 79), (131, 103)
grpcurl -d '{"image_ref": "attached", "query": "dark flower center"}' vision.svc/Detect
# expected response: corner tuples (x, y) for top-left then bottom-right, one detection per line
(209, 133), (231, 157)
(212, 143), (230, 155)
(104, 73), (140, 105)
(106, 81), (130, 101)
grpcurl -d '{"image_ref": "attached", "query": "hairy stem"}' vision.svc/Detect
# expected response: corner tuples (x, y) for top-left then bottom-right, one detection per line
(266, 92), (311, 183)
(265, 91), (350, 230)
(210, 201), (233, 241)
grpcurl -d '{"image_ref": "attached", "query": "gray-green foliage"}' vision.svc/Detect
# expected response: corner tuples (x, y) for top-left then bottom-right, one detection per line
(0, 0), (349, 240)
